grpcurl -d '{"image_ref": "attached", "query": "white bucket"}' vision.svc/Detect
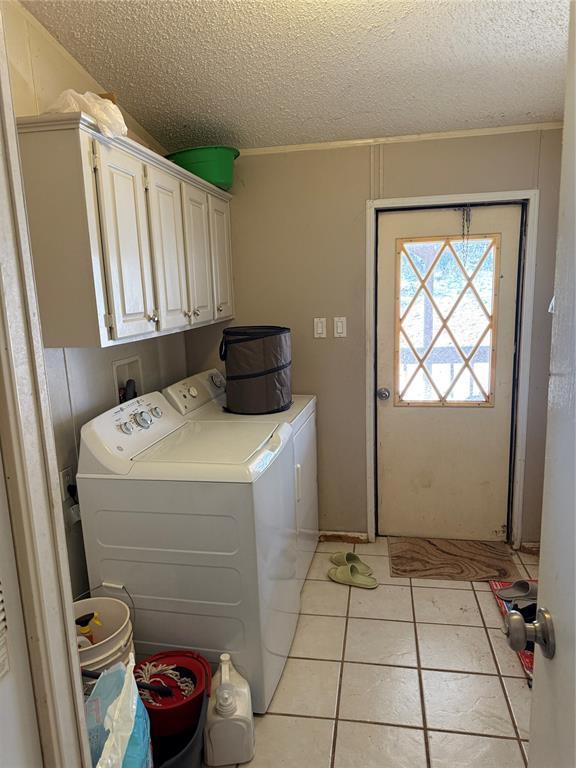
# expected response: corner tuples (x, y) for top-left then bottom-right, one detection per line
(74, 597), (134, 672)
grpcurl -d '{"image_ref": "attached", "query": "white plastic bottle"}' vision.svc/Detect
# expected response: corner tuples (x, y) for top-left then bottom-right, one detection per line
(204, 653), (255, 766)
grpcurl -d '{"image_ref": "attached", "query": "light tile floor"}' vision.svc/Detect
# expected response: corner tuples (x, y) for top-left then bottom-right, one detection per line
(242, 539), (537, 767)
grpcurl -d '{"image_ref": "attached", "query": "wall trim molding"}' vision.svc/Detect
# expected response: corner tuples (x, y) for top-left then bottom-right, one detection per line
(365, 190), (540, 546)
(240, 122), (563, 157)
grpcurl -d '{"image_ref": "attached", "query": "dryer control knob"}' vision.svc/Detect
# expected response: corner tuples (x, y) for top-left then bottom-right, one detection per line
(188, 386), (198, 398)
(120, 421), (133, 435)
(135, 410), (153, 428)
(150, 406), (162, 418)
(211, 373), (225, 389)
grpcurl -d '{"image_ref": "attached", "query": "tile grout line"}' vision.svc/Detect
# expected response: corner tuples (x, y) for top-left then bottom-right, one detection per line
(410, 578), (432, 768)
(329, 584), (351, 768)
(287, 653), (526, 678)
(254, 709), (527, 742)
(471, 585), (529, 767)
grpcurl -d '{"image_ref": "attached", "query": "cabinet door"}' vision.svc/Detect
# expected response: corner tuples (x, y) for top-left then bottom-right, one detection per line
(147, 166), (189, 331)
(208, 195), (234, 320)
(181, 183), (214, 325)
(294, 413), (319, 586)
(96, 142), (157, 339)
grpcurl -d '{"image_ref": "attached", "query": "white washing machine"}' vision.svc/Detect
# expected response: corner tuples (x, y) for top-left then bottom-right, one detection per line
(163, 369), (319, 586)
(76, 392), (299, 713)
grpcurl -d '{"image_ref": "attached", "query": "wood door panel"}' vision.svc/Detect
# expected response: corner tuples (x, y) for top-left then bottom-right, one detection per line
(181, 183), (214, 325)
(147, 166), (188, 331)
(209, 195), (234, 320)
(96, 144), (156, 339)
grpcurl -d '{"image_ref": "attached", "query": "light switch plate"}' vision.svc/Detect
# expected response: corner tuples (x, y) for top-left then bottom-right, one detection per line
(314, 317), (327, 338)
(334, 316), (347, 337)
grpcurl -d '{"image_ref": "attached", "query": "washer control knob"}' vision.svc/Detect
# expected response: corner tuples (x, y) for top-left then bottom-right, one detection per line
(120, 421), (134, 435)
(188, 386), (198, 398)
(150, 406), (163, 418)
(211, 373), (225, 389)
(135, 410), (153, 429)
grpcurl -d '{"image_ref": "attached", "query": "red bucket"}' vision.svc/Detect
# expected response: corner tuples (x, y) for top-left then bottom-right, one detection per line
(135, 651), (212, 738)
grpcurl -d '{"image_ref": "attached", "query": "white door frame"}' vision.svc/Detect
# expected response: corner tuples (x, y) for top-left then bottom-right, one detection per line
(365, 190), (540, 545)
(0, 15), (89, 767)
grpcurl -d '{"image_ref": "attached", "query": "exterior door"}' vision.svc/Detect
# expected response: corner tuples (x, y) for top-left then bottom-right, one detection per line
(0, 451), (42, 768)
(529, 8), (575, 766)
(208, 196), (234, 320)
(377, 204), (522, 539)
(181, 183), (215, 325)
(147, 165), (189, 331)
(96, 142), (157, 339)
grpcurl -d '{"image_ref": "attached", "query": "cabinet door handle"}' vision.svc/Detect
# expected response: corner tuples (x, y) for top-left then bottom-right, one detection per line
(193, 308), (201, 318)
(146, 311), (158, 324)
(184, 310), (192, 319)
(217, 304), (224, 313)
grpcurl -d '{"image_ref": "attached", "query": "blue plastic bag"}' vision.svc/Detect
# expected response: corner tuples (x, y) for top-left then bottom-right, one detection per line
(85, 655), (152, 768)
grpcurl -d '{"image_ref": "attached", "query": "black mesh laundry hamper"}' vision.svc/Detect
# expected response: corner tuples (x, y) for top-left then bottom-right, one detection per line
(219, 326), (292, 414)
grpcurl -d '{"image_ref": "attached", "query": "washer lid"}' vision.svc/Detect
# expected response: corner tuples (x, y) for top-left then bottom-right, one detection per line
(133, 420), (277, 465)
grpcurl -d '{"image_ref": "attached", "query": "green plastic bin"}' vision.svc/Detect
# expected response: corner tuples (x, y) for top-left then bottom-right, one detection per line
(165, 146), (240, 191)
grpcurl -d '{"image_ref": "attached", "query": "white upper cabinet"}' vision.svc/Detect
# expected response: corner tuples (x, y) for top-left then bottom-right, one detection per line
(146, 165), (189, 331)
(181, 183), (214, 325)
(96, 143), (157, 340)
(17, 114), (234, 347)
(209, 195), (234, 320)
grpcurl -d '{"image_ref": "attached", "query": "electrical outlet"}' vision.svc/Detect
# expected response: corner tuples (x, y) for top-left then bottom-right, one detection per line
(59, 466), (74, 503)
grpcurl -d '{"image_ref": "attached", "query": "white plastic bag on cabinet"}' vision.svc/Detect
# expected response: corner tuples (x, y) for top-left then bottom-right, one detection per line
(46, 89), (128, 138)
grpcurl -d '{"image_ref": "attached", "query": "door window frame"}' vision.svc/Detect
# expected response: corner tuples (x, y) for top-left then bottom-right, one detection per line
(365, 191), (540, 547)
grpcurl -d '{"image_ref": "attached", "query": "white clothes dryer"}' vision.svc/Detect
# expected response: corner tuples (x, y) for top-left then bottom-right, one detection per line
(77, 392), (299, 713)
(163, 369), (319, 586)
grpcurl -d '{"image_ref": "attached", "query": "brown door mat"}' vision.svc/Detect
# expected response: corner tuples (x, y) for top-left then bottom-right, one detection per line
(389, 537), (522, 581)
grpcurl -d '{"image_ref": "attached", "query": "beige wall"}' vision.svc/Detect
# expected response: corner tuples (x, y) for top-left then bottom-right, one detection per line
(1, 0), (164, 153)
(1, 0), (185, 596)
(186, 129), (561, 540)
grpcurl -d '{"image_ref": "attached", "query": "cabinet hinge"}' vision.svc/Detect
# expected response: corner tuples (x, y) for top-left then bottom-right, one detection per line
(90, 143), (100, 171)
(104, 313), (114, 329)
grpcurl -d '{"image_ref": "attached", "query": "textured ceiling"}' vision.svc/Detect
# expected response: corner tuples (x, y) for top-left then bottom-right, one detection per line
(23, 0), (569, 151)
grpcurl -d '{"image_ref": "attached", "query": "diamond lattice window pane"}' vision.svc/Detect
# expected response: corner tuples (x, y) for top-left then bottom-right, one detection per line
(469, 330), (492, 395)
(401, 290), (442, 358)
(400, 254), (420, 315)
(402, 367), (438, 401)
(404, 241), (443, 278)
(451, 238), (493, 275)
(448, 288), (489, 353)
(426, 246), (467, 319)
(473, 246), (495, 312)
(399, 332), (419, 392)
(446, 367), (485, 402)
(396, 234), (498, 406)
(422, 329), (465, 396)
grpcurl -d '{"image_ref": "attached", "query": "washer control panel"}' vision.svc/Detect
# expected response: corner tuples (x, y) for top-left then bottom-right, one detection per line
(81, 392), (185, 462)
(163, 369), (226, 415)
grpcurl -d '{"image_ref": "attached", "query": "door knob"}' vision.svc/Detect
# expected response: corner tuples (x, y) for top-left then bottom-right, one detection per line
(376, 387), (391, 401)
(504, 606), (556, 659)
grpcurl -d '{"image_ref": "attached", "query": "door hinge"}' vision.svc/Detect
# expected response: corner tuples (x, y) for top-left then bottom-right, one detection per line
(104, 313), (114, 329)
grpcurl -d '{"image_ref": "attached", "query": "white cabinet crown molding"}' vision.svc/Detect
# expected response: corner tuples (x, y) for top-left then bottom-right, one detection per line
(17, 112), (233, 202)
